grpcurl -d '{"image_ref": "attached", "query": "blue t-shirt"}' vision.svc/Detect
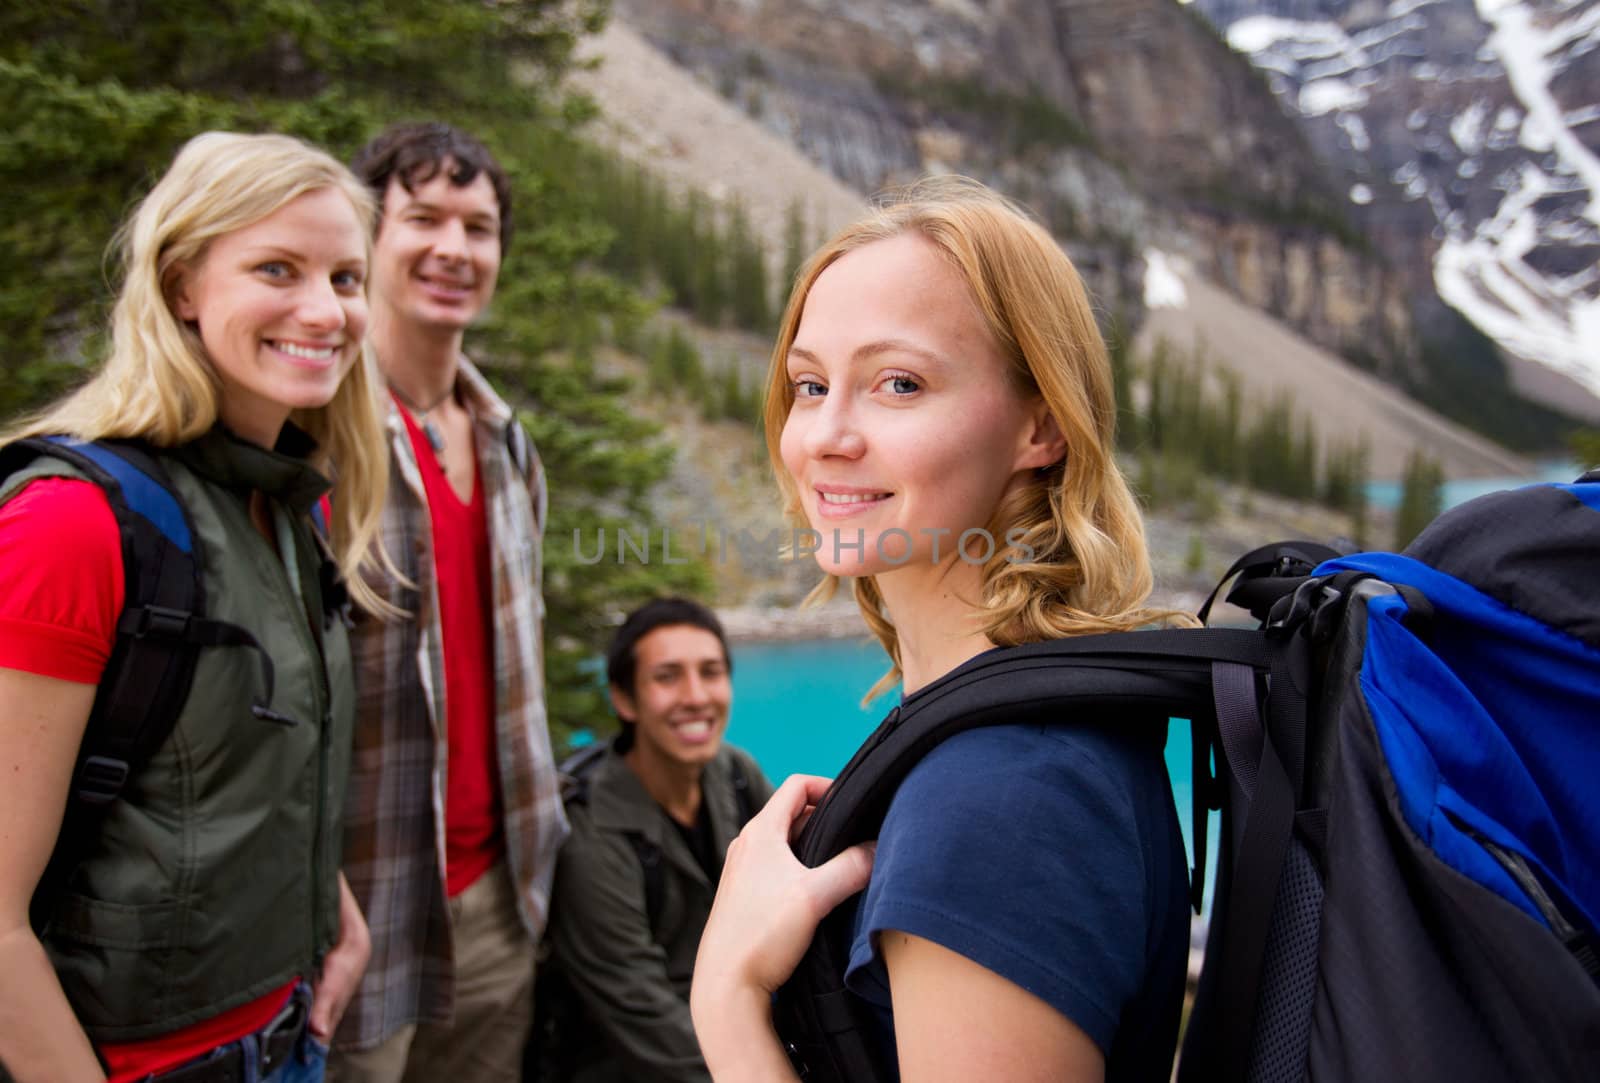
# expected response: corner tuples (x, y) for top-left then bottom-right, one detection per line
(844, 720), (1190, 1081)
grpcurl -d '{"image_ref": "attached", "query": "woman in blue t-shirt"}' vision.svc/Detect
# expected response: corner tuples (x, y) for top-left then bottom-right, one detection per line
(690, 177), (1193, 1082)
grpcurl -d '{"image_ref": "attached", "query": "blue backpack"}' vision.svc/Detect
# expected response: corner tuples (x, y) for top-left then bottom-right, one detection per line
(776, 472), (1600, 1081)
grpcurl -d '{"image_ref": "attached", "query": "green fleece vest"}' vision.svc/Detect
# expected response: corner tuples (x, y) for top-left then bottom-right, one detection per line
(0, 427), (354, 1041)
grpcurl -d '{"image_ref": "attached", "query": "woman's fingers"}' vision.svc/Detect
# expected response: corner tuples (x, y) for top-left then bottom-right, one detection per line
(812, 841), (876, 914)
(741, 773), (835, 845)
(763, 774), (833, 821)
(695, 774), (873, 1000)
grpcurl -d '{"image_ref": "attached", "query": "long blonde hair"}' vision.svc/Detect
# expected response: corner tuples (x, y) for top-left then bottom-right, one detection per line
(764, 177), (1190, 690)
(5, 131), (393, 615)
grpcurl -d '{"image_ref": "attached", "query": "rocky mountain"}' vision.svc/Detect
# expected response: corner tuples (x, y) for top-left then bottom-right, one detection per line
(606, 0), (1419, 374)
(574, 17), (1534, 480)
(1190, 0), (1600, 402)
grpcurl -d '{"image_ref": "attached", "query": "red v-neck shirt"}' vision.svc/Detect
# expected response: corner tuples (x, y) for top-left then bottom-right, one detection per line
(398, 400), (504, 897)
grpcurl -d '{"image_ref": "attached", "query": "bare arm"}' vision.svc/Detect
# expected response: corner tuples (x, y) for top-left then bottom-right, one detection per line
(0, 668), (104, 1082)
(883, 932), (1104, 1083)
(690, 775), (874, 1083)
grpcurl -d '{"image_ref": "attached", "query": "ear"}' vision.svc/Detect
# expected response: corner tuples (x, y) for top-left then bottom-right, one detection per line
(1013, 397), (1067, 473)
(169, 264), (200, 323)
(608, 684), (638, 724)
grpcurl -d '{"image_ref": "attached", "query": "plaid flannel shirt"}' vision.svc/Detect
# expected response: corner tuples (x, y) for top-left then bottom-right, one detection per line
(335, 356), (569, 1050)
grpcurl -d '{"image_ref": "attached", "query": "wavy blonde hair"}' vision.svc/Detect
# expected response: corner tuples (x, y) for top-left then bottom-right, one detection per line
(764, 177), (1191, 692)
(4, 131), (394, 615)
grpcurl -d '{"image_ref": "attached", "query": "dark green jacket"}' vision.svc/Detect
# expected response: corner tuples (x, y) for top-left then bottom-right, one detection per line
(548, 743), (773, 1083)
(2, 427), (354, 1041)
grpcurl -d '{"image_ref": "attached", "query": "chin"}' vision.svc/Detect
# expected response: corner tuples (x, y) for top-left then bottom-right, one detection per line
(281, 384), (344, 413)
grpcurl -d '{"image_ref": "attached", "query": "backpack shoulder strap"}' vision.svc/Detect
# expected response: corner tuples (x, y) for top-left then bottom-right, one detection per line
(4, 437), (216, 931)
(558, 742), (668, 931)
(623, 831), (666, 933)
(774, 627), (1278, 1083)
(6, 437), (206, 808)
(730, 752), (755, 826)
(7, 439), (302, 928)
(556, 742), (608, 806)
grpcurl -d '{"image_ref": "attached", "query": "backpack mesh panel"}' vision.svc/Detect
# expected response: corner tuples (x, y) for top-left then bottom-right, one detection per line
(1247, 836), (1324, 1083)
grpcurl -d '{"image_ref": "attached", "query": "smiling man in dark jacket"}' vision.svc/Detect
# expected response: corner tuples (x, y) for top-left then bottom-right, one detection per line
(544, 598), (774, 1082)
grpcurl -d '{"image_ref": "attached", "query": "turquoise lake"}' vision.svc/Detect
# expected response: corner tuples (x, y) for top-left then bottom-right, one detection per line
(1364, 460), (1581, 511)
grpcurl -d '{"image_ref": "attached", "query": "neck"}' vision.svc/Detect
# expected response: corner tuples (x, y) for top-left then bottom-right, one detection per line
(874, 557), (995, 696)
(370, 305), (464, 407)
(624, 742), (705, 827)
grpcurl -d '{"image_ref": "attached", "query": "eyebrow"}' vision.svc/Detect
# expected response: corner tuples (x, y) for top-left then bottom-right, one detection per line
(649, 657), (727, 673)
(788, 339), (946, 368)
(401, 199), (499, 227)
(240, 245), (366, 267)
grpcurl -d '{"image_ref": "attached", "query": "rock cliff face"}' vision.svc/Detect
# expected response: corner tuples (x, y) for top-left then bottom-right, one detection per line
(609, 0), (1418, 368)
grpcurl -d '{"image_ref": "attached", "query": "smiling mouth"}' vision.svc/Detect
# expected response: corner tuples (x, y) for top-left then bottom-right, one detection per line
(269, 340), (341, 363)
(819, 491), (891, 505)
(418, 273), (473, 293)
(673, 719), (718, 743)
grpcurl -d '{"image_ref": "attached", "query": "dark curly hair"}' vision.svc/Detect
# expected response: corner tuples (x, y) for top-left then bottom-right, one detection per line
(351, 122), (514, 253)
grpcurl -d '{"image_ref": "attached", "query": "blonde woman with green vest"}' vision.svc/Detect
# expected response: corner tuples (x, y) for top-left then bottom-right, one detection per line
(0, 133), (394, 1083)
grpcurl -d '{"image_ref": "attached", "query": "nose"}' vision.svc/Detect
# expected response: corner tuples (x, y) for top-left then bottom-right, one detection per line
(801, 394), (866, 460)
(682, 670), (711, 707)
(297, 279), (347, 333)
(432, 217), (468, 264)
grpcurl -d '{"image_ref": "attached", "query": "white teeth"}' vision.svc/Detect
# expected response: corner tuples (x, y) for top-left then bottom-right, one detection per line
(676, 721), (712, 739)
(275, 341), (338, 360)
(820, 492), (887, 504)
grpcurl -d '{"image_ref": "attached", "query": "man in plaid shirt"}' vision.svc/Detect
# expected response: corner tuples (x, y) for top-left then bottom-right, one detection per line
(328, 122), (568, 1083)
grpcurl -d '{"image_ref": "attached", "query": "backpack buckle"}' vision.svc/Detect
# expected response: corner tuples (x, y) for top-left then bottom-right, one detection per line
(75, 755), (131, 805)
(1265, 574), (1355, 644)
(123, 604), (191, 639)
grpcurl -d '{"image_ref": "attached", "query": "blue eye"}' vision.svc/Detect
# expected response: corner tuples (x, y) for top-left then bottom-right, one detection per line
(793, 379), (827, 397)
(887, 375), (920, 395)
(257, 262), (291, 279)
(332, 269), (365, 291)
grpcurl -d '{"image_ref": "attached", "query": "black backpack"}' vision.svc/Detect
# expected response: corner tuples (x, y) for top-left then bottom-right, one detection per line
(775, 476), (1600, 1082)
(0, 436), (341, 930)
(526, 741), (755, 1082)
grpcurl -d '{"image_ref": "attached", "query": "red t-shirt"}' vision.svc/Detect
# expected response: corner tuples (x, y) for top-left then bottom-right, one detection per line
(0, 477), (298, 1081)
(398, 403), (503, 896)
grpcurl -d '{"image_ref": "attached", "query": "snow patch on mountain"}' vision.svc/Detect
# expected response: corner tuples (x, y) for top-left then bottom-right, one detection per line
(1144, 250), (1189, 309)
(1197, 0), (1600, 398)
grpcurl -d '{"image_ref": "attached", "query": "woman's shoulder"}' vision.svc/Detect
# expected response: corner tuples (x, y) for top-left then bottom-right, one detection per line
(879, 718), (1182, 889)
(0, 475), (121, 570)
(901, 718), (1168, 807)
(0, 476), (126, 681)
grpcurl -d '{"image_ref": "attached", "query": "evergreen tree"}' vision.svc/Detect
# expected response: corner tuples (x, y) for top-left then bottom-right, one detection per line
(720, 356), (751, 422)
(652, 323), (706, 404)
(1106, 313), (1137, 449)
(727, 199), (772, 332)
(1393, 449), (1445, 550)
(689, 191), (729, 325)
(1572, 429), (1600, 470)
(1321, 438), (1370, 545)
(0, 0), (714, 748)
(1144, 340), (1172, 451)
(782, 197), (809, 303)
